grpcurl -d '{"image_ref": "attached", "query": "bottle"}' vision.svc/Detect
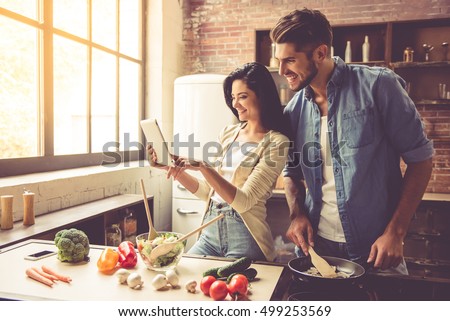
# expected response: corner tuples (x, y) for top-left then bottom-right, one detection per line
(362, 35), (370, 62)
(269, 43), (279, 68)
(120, 209), (138, 245)
(330, 45), (334, 58)
(345, 41), (352, 63)
(403, 47), (414, 62)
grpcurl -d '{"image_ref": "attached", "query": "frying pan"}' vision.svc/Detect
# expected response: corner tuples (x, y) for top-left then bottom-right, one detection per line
(288, 255), (365, 286)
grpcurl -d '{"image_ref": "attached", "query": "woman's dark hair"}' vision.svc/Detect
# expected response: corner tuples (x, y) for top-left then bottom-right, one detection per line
(270, 8), (332, 54)
(223, 62), (291, 138)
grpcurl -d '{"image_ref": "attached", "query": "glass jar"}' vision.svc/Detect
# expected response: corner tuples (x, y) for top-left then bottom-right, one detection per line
(105, 224), (122, 246)
(120, 210), (137, 245)
(403, 47), (414, 62)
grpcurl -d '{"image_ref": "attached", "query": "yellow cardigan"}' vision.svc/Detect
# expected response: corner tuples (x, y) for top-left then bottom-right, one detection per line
(193, 123), (290, 261)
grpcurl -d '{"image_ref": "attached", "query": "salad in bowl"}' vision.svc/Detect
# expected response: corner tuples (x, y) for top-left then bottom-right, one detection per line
(136, 232), (186, 271)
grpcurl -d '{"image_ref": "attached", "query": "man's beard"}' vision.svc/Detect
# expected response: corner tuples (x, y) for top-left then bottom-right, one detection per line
(290, 60), (318, 92)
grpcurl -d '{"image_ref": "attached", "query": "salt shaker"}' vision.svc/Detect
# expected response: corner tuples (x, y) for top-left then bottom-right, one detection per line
(1, 195), (14, 230)
(23, 190), (35, 226)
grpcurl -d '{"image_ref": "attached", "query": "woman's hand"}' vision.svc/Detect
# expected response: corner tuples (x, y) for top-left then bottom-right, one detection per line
(146, 144), (169, 170)
(166, 156), (204, 180)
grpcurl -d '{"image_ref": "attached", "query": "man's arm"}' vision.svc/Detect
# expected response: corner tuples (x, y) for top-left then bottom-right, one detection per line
(368, 157), (433, 269)
(284, 176), (314, 255)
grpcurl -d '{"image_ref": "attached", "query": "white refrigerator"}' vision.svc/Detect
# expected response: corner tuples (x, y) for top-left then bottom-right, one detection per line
(172, 74), (238, 250)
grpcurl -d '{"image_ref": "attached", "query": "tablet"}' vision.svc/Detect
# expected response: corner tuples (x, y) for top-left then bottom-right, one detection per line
(140, 118), (173, 166)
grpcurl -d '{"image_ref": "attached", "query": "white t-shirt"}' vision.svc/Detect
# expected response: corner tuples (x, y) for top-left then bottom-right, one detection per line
(211, 142), (258, 204)
(317, 116), (346, 242)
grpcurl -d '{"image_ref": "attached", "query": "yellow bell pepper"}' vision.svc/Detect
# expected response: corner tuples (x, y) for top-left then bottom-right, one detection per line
(97, 248), (119, 273)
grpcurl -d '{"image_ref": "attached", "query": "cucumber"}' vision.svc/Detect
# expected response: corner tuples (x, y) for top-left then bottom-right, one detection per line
(217, 257), (252, 277)
(226, 268), (258, 283)
(202, 267), (220, 278)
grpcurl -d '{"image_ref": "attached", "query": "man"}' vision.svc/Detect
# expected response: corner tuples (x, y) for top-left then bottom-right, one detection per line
(270, 8), (433, 273)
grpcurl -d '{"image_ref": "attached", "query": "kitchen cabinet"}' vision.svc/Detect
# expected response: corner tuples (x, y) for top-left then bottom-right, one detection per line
(0, 194), (153, 249)
(255, 17), (450, 110)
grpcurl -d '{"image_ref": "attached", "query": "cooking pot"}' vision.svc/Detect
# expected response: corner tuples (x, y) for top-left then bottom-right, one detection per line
(288, 255), (365, 286)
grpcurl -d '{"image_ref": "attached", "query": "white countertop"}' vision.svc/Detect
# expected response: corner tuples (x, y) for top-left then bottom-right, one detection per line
(0, 240), (284, 301)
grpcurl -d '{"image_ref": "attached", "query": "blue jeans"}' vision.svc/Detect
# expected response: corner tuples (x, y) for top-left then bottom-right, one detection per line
(188, 201), (266, 261)
(295, 235), (408, 275)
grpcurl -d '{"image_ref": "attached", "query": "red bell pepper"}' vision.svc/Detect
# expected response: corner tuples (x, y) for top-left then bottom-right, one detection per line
(117, 241), (138, 268)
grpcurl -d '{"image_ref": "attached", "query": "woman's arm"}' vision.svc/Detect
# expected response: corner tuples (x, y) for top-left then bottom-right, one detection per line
(230, 134), (290, 213)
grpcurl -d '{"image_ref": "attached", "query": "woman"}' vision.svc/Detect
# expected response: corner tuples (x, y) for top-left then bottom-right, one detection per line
(148, 62), (290, 261)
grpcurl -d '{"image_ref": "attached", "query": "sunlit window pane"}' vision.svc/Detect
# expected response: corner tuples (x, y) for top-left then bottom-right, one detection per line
(54, 0), (88, 39)
(120, 0), (140, 58)
(0, 15), (38, 159)
(54, 36), (88, 155)
(92, 0), (117, 50)
(119, 59), (139, 151)
(0, 0), (37, 20)
(91, 48), (117, 153)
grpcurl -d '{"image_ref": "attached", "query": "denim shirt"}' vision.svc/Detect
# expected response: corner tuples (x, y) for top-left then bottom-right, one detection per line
(283, 57), (434, 261)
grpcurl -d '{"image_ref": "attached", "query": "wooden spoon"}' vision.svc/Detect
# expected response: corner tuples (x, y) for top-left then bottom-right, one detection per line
(140, 179), (158, 241)
(149, 213), (225, 263)
(308, 246), (338, 278)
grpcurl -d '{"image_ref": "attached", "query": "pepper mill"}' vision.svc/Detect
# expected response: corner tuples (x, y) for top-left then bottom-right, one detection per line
(1, 195), (14, 230)
(23, 190), (35, 226)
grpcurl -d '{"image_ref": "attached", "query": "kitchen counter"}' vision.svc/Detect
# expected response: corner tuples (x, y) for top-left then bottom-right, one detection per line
(0, 240), (285, 301)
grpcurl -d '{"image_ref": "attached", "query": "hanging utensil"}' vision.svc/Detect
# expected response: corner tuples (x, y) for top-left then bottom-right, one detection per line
(140, 179), (158, 241)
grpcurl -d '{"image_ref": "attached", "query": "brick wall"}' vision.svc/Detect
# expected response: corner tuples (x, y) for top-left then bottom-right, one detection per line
(182, 0), (450, 194)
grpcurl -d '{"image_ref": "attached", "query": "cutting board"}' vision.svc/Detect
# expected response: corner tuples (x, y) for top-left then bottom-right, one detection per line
(0, 240), (284, 301)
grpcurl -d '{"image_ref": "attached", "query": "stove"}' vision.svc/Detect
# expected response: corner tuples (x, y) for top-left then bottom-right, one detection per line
(286, 275), (373, 301)
(281, 269), (450, 301)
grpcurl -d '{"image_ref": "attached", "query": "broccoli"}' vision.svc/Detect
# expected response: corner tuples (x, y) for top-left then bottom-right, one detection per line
(54, 228), (90, 263)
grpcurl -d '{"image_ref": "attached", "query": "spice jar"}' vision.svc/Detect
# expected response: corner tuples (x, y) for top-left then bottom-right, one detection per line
(403, 47), (414, 62)
(23, 190), (35, 226)
(1, 195), (14, 230)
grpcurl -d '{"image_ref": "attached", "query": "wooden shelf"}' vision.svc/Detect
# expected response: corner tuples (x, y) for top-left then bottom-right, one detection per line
(415, 99), (450, 105)
(391, 61), (450, 69)
(0, 194), (153, 249)
(349, 60), (386, 66)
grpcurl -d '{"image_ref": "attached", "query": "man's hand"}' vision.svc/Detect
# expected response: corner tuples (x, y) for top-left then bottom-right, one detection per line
(286, 215), (315, 256)
(367, 231), (404, 270)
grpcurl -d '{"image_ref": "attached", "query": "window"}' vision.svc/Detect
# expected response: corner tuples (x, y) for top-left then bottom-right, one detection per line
(0, 0), (145, 177)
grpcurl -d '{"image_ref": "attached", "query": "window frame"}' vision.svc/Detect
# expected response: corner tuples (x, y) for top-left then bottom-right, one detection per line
(0, 0), (146, 178)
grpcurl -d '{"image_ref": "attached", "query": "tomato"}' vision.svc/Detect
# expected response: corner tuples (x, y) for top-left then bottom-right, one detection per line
(200, 276), (216, 296)
(227, 276), (248, 300)
(209, 280), (229, 301)
(229, 274), (249, 288)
